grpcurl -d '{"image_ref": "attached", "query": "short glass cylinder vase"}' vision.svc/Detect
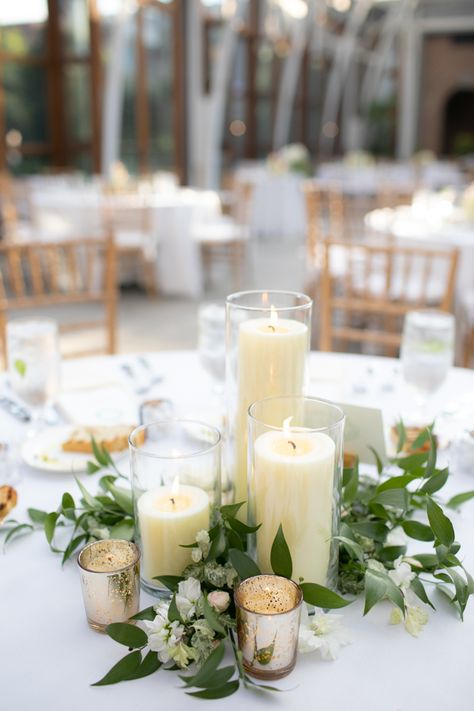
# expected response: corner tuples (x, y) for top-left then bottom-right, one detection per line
(129, 420), (221, 596)
(225, 290), (312, 509)
(248, 396), (344, 589)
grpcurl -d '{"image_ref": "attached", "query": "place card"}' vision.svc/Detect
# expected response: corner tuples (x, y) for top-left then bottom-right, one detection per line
(336, 401), (388, 466)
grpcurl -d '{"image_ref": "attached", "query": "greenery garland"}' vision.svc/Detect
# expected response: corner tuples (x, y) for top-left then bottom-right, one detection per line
(2, 424), (474, 699)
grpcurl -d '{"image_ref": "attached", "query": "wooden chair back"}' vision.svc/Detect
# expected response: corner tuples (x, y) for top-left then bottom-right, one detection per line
(320, 239), (459, 352)
(0, 235), (117, 363)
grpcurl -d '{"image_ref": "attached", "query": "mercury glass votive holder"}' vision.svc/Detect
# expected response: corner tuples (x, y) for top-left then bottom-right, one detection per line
(77, 539), (140, 632)
(235, 574), (303, 680)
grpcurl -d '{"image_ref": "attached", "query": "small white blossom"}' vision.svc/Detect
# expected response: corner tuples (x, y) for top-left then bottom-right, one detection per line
(207, 590), (230, 613)
(191, 547), (203, 563)
(175, 577), (202, 620)
(390, 603), (429, 637)
(385, 526), (408, 548)
(144, 603), (185, 664)
(298, 605), (352, 660)
(195, 529), (210, 556)
(367, 559), (386, 573)
(388, 557), (415, 590)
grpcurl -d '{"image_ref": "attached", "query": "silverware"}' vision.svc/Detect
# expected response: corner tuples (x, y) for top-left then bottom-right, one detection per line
(121, 361), (163, 396)
(0, 396), (31, 423)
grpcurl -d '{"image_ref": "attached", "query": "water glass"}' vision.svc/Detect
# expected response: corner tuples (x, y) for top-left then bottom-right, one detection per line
(197, 302), (226, 386)
(6, 319), (60, 428)
(400, 310), (454, 417)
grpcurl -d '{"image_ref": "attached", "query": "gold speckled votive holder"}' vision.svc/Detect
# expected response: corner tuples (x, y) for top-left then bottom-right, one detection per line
(77, 539), (140, 632)
(234, 574), (303, 680)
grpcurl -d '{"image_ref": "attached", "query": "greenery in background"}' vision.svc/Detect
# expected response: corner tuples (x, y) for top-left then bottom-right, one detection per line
(2, 425), (474, 699)
(366, 97), (397, 156)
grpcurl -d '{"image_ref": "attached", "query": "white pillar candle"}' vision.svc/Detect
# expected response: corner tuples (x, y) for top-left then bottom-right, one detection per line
(253, 425), (335, 584)
(137, 481), (209, 582)
(235, 312), (308, 506)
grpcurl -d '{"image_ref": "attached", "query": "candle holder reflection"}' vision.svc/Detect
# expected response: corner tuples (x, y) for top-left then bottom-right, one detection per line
(234, 575), (303, 680)
(77, 539), (140, 632)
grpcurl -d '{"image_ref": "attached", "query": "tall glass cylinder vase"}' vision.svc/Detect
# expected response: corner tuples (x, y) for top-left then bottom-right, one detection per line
(129, 420), (221, 597)
(248, 396), (344, 589)
(225, 291), (312, 511)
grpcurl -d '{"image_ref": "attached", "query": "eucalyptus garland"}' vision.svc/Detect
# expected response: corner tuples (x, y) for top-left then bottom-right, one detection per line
(2, 424), (474, 699)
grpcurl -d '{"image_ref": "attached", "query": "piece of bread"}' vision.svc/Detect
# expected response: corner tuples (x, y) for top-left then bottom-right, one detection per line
(62, 425), (140, 454)
(390, 425), (436, 454)
(0, 485), (17, 523)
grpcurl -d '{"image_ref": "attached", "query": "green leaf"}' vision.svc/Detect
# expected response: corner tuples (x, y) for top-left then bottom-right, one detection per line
(410, 577), (435, 610)
(104, 482), (134, 516)
(44, 511), (59, 546)
(153, 575), (183, 592)
(402, 520), (434, 542)
(109, 519), (134, 541)
(270, 524), (292, 579)
(187, 666), (235, 690)
(106, 623), (148, 649)
(92, 651), (141, 686)
(203, 596), (227, 635)
(228, 549), (261, 581)
(411, 554), (439, 570)
(377, 474), (420, 492)
(425, 434), (437, 478)
(75, 477), (103, 510)
(27, 508), (47, 524)
(61, 492), (76, 521)
(87, 461), (102, 475)
(130, 606), (156, 621)
(168, 594), (182, 623)
(409, 425), (433, 451)
(427, 497), (454, 547)
(350, 521), (388, 542)
(368, 446), (384, 475)
(372, 488), (409, 510)
(395, 419), (406, 453)
(220, 501), (246, 519)
(395, 452), (429, 470)
(186, 681), (240, 699)
(300, 583), (351, 609)
(125, 650), (161, 680)
(14, 358), (27, 377)
(207, 525), (227, 561)
(379, 546), (407, 563)
(364, 569), (388, 615)
(61, 533), (88, 565)
(334, 535), (364, 562)
(3, 522), (34, 546)
(447, 490), (474, 510)
(420, 468), (449, 495)
(91, 436), (109, 467)
(180, 642), (225, 688)
(227, 518), (261, 535)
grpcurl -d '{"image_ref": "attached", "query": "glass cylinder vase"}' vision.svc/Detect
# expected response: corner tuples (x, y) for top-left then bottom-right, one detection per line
(225, 290), (312, 510)
(129, 420), (221, 596)
(248, 396), (344, 589)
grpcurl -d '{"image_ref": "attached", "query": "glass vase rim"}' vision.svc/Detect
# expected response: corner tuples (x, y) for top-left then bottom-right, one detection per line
(226, 289), (313, 313)
(248, 395), (345, 433)
(234, 574), (303, 616)
(77, 539), (140, 575)
(129, 419), (222, 460)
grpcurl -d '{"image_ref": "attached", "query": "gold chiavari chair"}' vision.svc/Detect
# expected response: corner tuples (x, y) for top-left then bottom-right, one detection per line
(0, 235), (117, 364)
(320, 239), (459, 354)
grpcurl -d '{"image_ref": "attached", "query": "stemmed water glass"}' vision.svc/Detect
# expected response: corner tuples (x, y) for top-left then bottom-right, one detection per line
(197, 303), (226, 391)
(6, 318), (61, 435)
(400, 310), (455, 423)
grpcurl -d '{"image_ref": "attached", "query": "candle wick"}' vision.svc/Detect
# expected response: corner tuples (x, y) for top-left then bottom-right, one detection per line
(170, 497), (175, 506)
(268, 325), (276, 332)
(288, 440), (296, 451)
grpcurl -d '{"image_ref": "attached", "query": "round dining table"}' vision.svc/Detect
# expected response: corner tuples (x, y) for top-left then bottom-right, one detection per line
(2, 350), (474, 711)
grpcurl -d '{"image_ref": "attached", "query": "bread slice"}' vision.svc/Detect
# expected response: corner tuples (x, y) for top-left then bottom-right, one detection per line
(0, 485), (17, 523)
(62, 425), (139, 454)
(390, 425), (436, 454)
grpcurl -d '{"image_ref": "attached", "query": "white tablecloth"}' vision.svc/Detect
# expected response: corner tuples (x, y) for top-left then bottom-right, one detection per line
(2, 351), (474, 710)
(28, 187), (221, 297)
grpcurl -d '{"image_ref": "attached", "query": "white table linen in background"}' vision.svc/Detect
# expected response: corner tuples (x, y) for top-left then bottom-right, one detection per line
(234, 162), (307, 239)
(27, 186), (222, 297)
(1, 350), (474, 711)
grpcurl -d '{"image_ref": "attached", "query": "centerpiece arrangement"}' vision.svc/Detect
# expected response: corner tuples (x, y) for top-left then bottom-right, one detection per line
(3, 289), (474, 701)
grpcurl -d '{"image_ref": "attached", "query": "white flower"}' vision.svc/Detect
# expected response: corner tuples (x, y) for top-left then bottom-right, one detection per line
(298, 605), (352, 660)
(191, 547), (203, 563)
(195, 529), (210, 557)
(390, 603), (429, 637)
(175, 577), (202, 620)
(144, 604), (185, 664)
(207, 590), (230, 613)
(385, 526), (408, 548)
(367, 559), (386, 573)
(388, 557), (415, 590)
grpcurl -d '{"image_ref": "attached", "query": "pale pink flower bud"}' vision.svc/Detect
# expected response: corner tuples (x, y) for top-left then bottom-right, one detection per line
(208, 591), (230, 613)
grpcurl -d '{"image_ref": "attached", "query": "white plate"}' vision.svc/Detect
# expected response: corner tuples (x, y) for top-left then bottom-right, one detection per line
(21, 425), (126, 474)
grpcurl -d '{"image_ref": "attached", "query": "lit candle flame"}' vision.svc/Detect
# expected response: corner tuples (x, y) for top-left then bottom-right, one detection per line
(171, 475), (180, 498)
(270, 305), (278, 325)
(283, 416), (293, 437)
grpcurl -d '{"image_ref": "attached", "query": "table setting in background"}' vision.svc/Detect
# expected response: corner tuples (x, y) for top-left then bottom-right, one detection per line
(1, 293), (474, 710)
